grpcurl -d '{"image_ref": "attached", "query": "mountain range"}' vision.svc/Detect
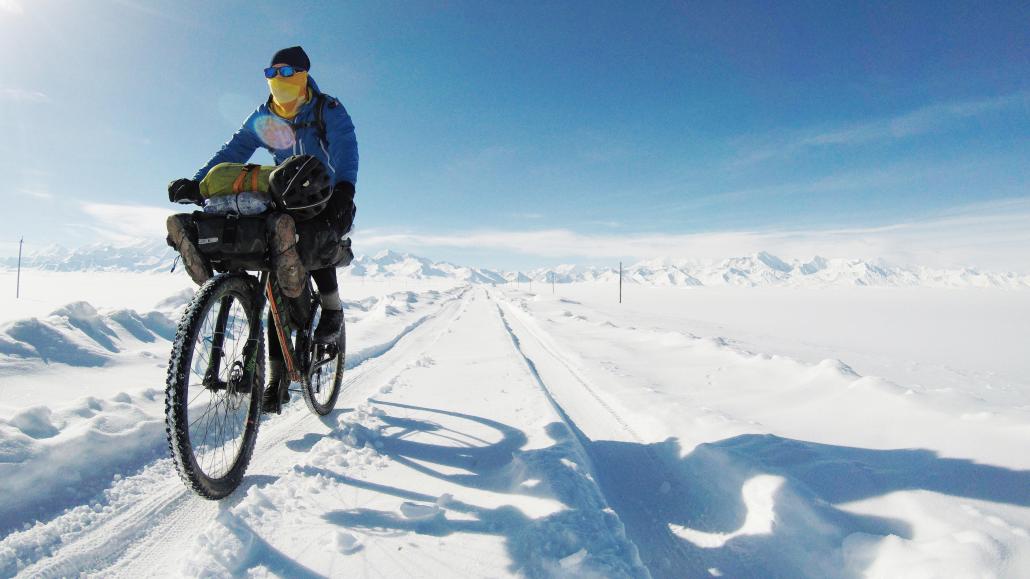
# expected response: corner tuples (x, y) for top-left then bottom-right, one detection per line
(3, 243), (1028, 289)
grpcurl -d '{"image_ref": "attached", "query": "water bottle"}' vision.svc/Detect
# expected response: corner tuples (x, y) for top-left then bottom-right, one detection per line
(204, 192), (272, 216)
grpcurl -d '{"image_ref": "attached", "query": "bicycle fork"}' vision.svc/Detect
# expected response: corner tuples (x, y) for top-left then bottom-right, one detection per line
(202, 292), (263, 396)
(201, 295), (234, 390)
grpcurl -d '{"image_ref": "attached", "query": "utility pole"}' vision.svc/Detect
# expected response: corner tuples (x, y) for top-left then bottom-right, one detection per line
(16, 237), (23, 299)
(619, 261), (622, 304)
(551, 271), (555, 294)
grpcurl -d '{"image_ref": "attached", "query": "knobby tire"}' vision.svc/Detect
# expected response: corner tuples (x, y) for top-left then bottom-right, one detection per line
(298, 298), (345, 416)
(165, 273), (264, 499)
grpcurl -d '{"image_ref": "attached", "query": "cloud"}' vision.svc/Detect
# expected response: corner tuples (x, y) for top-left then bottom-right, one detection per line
(362, 198), (1030, 272)
(21, 188), (54, 200)
(78, 202), (175, 243)
(68, 199), (1030, 273)
(0, 88), (49, 103)
(803, 93), (1027, 146)
(736, 92), (1030, 165)
(653, 161), (930, 214)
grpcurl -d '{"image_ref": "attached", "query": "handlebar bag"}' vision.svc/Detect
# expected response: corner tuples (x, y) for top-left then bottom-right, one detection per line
(192, 212), (269, 272)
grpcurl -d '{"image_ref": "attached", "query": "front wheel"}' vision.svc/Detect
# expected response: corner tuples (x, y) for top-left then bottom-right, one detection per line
(165, 273), (264, 499)
(298, 300), (345, 415)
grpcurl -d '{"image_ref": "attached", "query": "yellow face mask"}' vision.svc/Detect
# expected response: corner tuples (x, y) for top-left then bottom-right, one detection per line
(267, 71), (309, 117)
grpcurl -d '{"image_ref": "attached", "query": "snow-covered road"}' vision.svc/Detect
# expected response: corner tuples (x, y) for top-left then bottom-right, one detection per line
(2, 284), (1029, 578)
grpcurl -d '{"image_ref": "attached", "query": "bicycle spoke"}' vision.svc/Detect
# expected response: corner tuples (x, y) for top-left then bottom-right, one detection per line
(188, 397), (219, 429)
(187, 384), (208, 407)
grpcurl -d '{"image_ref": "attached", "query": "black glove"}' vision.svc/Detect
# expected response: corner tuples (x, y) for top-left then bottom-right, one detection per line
(168, 178), (203, 205)
(329, 181), (356, 231)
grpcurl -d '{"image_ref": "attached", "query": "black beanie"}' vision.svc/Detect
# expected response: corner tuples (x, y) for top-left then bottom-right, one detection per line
(270, 46), (310, 71)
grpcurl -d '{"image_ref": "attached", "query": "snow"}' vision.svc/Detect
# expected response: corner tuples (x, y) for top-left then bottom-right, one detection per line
(668, 474), (784, 548)
(0, 392), (167, 534)
(0, 266), (1028, 578)
(492, 286), (1030, 576)
(551, 283), (1030, 407)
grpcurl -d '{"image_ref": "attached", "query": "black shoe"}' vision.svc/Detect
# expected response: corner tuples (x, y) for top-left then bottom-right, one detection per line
(313, 309), (343, 345)
(262, 361), (290, 414)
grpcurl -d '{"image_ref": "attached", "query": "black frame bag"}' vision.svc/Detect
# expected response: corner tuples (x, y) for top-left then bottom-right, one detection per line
(192, 212), (269, 272)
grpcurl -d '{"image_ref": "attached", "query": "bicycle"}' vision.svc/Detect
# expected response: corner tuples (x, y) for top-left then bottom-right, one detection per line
(164, 269), (345, 499)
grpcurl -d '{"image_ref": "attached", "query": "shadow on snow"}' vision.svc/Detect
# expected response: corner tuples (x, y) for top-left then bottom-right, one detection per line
(290, 400), (1030, 579)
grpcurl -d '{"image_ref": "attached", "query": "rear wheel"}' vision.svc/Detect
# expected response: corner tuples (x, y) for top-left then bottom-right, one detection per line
(298, 299), (345, 415)
(165, 273), (264, 499)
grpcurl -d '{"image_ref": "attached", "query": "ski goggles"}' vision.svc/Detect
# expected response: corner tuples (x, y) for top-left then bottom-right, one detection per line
(264, 65), (304, 79)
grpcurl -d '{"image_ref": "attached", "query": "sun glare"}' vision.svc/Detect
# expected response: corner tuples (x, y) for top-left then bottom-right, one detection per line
(0, 0), (23, 15)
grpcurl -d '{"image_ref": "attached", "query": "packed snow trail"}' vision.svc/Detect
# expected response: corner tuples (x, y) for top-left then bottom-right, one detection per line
(177, 287), (647, 577)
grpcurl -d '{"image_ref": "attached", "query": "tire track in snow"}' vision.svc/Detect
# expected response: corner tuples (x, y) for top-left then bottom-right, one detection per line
(492, 290), (703, 577)
(5, 288), (472, 578)
(495, 296), (645, 443)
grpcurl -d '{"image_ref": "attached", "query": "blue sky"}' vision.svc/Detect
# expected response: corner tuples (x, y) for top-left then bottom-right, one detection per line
(0, 0), (1028, 270)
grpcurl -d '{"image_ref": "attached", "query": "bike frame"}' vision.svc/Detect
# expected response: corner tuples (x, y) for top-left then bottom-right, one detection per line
(263, 272), (304, 383)
(258, 270), (339, 391)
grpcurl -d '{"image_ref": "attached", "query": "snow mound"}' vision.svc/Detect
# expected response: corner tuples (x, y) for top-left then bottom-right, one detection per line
(0, 390), (166, 535)
(152, 286), (194, 313)
(0, 301), (176, 369)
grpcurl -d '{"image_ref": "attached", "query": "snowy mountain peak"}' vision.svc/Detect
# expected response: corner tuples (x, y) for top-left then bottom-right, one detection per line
(755, 251), (793, 273)
(4, 243), (1028, 289)
(800, 256), (829, 274)
(370, 249), (409, 264)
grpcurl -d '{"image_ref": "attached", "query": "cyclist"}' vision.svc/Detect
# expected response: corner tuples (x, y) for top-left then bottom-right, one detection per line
(166, 46), (358, 412)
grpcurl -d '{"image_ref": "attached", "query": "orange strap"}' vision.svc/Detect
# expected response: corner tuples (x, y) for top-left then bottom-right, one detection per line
(232, 168), (248, 194)
(232, 164), (262, 194)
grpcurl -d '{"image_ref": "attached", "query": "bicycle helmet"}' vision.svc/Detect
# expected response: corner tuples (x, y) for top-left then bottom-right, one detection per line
(268, 154), (333, 221)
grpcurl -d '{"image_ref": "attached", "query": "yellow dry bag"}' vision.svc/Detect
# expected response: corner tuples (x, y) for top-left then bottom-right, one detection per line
(199, 163), (276, 198)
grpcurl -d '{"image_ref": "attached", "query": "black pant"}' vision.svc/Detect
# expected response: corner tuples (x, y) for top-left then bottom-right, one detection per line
(310, 267), (338, 294)
(268, 267), (338, 367)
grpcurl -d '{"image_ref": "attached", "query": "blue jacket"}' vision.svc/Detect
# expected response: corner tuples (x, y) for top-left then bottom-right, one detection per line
(194, 77), (358, 186)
